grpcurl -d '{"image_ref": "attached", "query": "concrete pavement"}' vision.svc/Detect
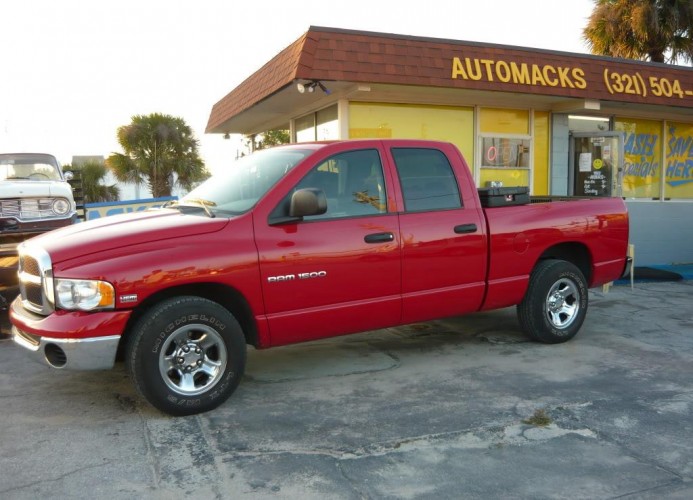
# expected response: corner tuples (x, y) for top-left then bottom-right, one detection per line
(1, 281), (692, 499)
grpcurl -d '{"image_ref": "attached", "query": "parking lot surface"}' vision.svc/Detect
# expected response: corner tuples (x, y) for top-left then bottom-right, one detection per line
(1, 280), (692, 499)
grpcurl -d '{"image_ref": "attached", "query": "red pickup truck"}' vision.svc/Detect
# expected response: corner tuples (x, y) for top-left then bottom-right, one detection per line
(10, 140), (630, 415)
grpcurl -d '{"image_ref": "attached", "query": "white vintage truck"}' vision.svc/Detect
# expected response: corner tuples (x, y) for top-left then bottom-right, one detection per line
(1, 153), (78, 308)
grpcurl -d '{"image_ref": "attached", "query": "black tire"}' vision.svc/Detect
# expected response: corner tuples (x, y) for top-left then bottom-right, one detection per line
(125, 296), (246, 416)
(517, 260), (588, 344)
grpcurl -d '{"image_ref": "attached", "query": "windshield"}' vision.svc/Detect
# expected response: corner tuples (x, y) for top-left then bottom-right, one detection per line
(0, 154), (62, 181)
(178, 148), (313, 215)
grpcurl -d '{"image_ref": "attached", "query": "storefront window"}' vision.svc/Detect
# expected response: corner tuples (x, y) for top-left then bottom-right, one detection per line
(348, 102), (474, 168)
(665, 121), (693, 200)
(481, 138), (530, 168)
(295, 105), (339, 142)
(316, 106), (338, 140)
(295, 113), (316, 142)
(479, 108), (530, 189)
(615, 118), (661, 199)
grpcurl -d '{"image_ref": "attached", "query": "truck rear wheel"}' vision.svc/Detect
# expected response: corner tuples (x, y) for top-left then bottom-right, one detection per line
(517, 260), (588, 344)
(125, 296), (246, 416)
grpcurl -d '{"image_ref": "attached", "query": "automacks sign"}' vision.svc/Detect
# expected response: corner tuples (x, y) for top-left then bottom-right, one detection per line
(452, 57), (587, 90)
(450, 55), (693, 108)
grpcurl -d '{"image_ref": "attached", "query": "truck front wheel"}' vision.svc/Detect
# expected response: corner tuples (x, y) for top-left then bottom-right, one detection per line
(125, 296), (246, 416)
(517, 260), (588, 344)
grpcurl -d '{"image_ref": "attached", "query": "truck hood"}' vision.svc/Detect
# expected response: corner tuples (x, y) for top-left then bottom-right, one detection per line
(26, 208), (230, 264)
(0, 180), (73, 198)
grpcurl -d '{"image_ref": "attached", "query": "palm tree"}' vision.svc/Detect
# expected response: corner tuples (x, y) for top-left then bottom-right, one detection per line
(583, 0), (693, 64)
(106, 113), (209, 198)
(64, 160), (120, 203)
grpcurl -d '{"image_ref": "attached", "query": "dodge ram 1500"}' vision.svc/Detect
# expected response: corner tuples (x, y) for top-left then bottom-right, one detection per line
(10, 140), (630, 415)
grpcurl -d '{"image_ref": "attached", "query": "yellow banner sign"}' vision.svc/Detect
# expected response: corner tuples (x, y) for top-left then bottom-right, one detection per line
(451, 57), (693, 103)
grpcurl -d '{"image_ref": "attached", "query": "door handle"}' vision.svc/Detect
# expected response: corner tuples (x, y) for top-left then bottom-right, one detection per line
(454, 224), (477, 234)
(364, 232), (394, 243)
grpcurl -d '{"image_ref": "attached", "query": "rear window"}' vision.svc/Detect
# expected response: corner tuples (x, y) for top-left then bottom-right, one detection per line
(391, 148), (462, 212)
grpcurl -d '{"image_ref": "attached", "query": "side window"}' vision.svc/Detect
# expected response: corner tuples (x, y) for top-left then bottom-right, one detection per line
(295, 149), (387, 220)
(391, 148), (462, 212)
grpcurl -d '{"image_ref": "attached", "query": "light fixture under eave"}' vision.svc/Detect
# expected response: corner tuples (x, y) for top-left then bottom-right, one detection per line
(296, 80), (330, 95)
(316, 81), (331, 95)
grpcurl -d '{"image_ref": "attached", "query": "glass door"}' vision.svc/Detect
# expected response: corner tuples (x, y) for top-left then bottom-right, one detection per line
(570, 132), (624, 197)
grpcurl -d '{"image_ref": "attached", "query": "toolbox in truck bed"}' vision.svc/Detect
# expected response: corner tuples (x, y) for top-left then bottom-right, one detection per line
(477, 186), (530, 207)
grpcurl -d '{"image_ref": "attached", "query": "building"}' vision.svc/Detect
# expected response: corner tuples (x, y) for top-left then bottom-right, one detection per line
(206, 26), (693, 266)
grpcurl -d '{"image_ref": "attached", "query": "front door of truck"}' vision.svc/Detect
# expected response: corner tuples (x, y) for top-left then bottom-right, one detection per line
(570, 132), (624, 197)
(254, 147), (401, 346)
(387, 145), (488, 323)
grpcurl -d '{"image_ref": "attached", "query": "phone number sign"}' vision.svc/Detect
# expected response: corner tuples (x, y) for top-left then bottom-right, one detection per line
(603, 69), (693, 99)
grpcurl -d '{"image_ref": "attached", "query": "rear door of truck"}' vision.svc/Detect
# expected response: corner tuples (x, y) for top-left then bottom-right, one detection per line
(383, 142), (488, 323)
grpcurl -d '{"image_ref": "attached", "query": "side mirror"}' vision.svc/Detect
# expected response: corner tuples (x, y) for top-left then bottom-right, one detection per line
(63, 171), (74, 181)
(289, 188), (327, 217)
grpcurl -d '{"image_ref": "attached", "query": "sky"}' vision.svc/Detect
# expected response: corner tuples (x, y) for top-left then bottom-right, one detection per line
(1, 0), (597, 177)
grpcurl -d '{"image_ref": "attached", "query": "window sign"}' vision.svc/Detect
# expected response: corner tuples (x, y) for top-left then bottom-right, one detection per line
(615, 118), (661, 198)
(616, 118), (693, 199)
(481, 138), (530, 168)
(579, 153), (592, 172)
(665, 122), (693, 199)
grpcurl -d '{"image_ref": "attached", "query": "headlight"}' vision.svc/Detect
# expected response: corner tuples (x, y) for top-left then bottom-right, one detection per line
(52, 198), (71, 215)
(55, 279), (115, 311)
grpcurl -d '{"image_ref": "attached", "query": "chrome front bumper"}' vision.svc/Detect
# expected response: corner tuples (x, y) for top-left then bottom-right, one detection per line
(12, 326), (120, 370)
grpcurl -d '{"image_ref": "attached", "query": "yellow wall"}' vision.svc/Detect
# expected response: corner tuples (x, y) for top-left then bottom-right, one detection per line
(348, 103), (550, 195)
(533, 111), (549, 195)
(480, 167), (530, 188)
(349, 102), (474, 169)
(479, 108), (529, 134)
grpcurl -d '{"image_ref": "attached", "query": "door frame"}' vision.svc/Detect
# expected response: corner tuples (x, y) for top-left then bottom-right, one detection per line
(568, 132), (625, 197)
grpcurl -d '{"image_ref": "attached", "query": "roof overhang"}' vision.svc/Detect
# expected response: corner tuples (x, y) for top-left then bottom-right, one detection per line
(207, 26), (693, 136)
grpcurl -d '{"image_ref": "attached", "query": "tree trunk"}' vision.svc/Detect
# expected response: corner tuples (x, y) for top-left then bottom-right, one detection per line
(150, 176), (172, 198)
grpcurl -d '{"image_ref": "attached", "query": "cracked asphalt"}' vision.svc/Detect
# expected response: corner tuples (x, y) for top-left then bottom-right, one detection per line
(1, 280), (692, 499)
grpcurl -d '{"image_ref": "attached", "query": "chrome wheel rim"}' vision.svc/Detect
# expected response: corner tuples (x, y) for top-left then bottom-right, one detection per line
(159, 324), (227, 396)
(545, 278), (580, 329)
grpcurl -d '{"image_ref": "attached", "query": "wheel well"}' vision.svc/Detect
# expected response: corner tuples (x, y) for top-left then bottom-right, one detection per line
(537, 243), (592, 283)
(115, 283), (259, 361)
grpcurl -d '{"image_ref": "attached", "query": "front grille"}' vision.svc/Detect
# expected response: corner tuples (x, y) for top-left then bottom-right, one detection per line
(25, 282), (44, 305)
(0, 198), (67, 222)
(18, 244), (54, 315)
(22, 254), (41, 276)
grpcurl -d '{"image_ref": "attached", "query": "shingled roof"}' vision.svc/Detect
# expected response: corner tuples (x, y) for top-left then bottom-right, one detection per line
(206, 26), (693, 134)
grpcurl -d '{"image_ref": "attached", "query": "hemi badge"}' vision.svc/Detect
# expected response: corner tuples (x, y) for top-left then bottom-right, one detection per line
(119, 294), (138, 303)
